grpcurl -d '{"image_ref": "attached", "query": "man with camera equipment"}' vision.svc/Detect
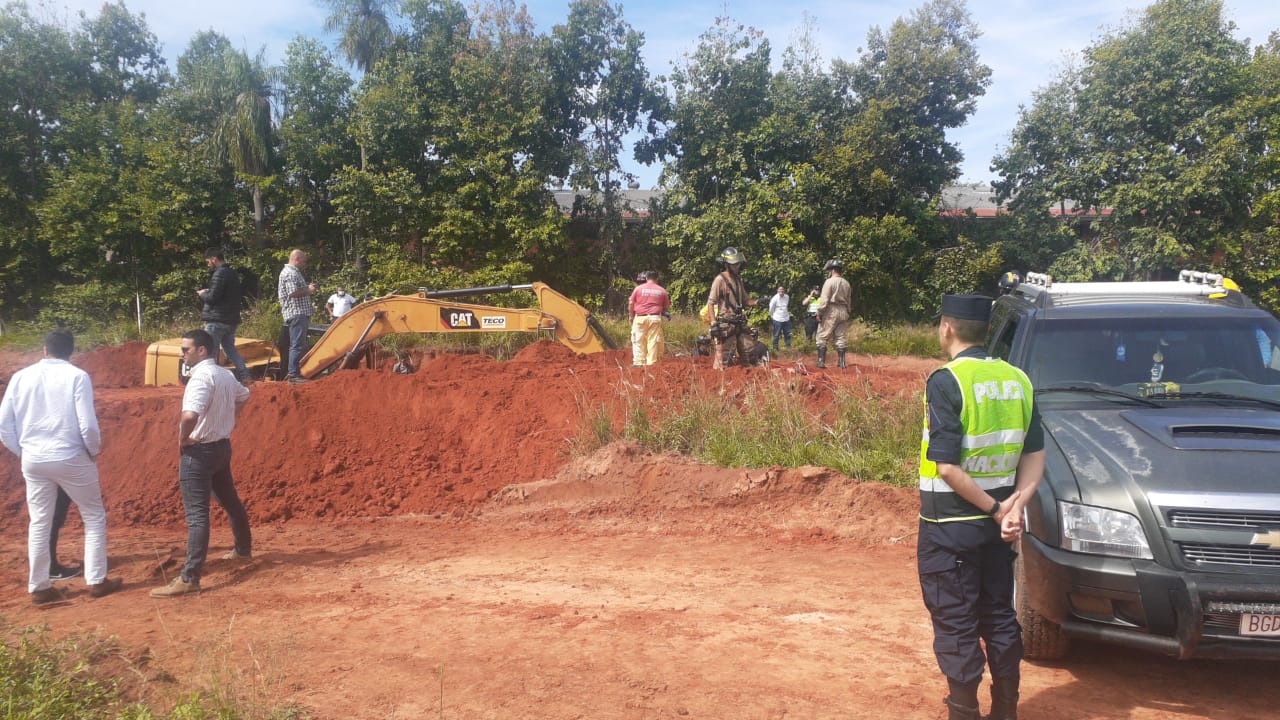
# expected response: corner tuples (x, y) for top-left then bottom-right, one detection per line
(704, 247), (760, 369)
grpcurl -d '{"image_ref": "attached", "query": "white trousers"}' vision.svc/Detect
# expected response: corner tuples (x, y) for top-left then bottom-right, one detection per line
(24, 454), (108, 591)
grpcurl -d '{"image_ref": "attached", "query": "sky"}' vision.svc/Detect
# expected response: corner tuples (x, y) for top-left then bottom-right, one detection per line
(34, 0), (1279, 189)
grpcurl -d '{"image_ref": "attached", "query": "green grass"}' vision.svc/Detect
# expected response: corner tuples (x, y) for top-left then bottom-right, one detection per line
(0, 620), (310, 720)
(573, 371), (924, 487)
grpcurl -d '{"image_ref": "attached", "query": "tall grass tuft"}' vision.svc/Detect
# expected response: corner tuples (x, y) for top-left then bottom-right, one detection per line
(851, 323), (943, 359)
(573, 373), (923, 487)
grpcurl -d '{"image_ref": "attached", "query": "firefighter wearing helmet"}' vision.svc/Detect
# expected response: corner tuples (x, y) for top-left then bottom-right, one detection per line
(815, 258), (852, 368)
(705, 247), (758, 369)
(997, 271), (1021, 296)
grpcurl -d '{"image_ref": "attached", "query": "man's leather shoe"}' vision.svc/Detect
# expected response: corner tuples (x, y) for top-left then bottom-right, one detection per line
(150, 576), (200, 598)
(88, 577), (123, 598)
(31, 587), (68, 606)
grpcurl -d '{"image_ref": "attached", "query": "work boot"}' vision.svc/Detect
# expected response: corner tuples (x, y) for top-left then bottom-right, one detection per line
(221, 548), (252, 561)
(150, 576), (200, 598)
(945, 696), (982, 720)
(816, 346), (827, 369)
(837, 349), (847, 368)
(985, 682), (1019, 720)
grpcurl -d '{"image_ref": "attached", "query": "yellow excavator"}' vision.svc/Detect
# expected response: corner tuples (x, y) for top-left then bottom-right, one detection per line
(144, 282), (616, 386)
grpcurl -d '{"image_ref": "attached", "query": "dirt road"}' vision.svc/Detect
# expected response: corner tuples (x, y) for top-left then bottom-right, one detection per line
(0, 344), (1276, 719)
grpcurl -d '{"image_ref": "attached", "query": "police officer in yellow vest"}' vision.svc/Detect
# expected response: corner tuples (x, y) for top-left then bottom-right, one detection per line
(919, 294), (1045, 720)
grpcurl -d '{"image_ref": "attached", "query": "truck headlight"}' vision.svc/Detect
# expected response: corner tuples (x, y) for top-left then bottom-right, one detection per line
(1059, 502), (1153, 559)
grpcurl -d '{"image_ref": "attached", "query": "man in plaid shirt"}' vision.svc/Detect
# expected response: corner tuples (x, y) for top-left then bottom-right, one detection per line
(277, 249), (317, 383)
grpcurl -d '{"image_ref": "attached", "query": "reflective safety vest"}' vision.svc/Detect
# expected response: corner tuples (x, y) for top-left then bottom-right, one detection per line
(919, 356), (1033, 522)
(806, 297), (822, 315)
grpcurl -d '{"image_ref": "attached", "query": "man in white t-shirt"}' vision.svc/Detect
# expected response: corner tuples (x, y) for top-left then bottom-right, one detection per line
(326, 286), (357, 320)
(768, 286), (792, 352)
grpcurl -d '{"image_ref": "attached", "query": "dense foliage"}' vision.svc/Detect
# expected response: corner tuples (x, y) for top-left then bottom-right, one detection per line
(1, 0), (1276, 332)
(993, 0), (1279, 307)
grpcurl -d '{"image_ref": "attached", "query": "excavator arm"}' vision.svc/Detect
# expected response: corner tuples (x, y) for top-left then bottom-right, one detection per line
(297, 281), (615, 378)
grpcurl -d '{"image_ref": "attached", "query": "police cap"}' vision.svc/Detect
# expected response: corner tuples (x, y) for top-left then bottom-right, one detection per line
(939, 294), (992, 322)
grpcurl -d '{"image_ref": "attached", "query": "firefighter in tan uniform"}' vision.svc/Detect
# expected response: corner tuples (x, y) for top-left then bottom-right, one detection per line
(705, 247), (758, 369)
(815, 259), (851, 368)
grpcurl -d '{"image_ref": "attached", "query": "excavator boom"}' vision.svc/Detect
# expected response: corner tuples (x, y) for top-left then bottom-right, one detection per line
(297, 281), (615, 378)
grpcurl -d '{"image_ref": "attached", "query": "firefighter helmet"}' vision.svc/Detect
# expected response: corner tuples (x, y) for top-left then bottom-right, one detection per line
(720, 247), (745, 265)
(824, 258), (844, 272)
(998, 271), (1022, 295)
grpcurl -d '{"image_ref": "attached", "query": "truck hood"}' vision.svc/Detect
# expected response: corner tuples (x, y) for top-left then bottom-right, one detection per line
(1042, 406), (1280, 506)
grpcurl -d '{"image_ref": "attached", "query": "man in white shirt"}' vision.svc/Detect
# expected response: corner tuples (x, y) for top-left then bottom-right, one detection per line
(0, 329), (121, 604)
(768, 286), (792, 352)
(326, 285), (357, 320)
(151, 328), (253, 598)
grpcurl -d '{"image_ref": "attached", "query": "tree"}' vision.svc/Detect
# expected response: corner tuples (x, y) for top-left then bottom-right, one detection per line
(322, 0), (395, 170)
(177, 34), (280, 245)
(546, 0), (667, 295)
(0, 2), (81, 310)
(994, 0), (1260, 280)
(278, 37), (357, 248)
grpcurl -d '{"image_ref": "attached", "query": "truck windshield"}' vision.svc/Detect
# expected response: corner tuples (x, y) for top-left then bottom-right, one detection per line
(1027, 316), (1280, 399)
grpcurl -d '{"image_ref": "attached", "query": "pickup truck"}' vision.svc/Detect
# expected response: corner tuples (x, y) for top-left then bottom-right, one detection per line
(987, 270), (1280, 660)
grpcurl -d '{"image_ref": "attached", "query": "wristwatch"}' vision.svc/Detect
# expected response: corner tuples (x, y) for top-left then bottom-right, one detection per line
(989, 499), (1002, 516)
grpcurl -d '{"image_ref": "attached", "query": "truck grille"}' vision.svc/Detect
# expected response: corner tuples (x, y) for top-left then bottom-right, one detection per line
(1168, 509), (1280, 529)
(1204, 601), (1280, 637)
(1182, 543), (1280, 568)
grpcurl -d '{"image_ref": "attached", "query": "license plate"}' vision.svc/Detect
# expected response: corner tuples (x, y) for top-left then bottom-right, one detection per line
(1239, 613), (1280, 637)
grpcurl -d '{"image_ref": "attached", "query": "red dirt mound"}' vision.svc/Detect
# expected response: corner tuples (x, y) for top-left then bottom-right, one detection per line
(0, 341), (938, 534)
(74, 340), (149, 388)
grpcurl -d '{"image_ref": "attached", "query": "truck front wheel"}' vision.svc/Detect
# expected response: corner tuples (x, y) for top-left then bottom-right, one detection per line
(1015, 545), (1071, 660)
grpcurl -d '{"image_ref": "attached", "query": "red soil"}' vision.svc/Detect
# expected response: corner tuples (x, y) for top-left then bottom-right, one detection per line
(0, 343), (1273, 719)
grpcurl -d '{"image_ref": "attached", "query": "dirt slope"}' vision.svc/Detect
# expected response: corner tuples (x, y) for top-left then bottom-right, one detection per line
(0, 343), (1275, 719)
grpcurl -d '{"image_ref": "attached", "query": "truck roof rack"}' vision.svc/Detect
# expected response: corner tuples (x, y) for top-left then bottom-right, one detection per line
(1013, 269), (1253, 309)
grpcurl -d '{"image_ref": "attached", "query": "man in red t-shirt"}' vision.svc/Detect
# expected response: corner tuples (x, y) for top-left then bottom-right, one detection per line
(628, 271), (671, 366)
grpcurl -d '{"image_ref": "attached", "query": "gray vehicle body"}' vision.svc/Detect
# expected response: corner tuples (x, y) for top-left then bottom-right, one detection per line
(988, 277), (1280, 659)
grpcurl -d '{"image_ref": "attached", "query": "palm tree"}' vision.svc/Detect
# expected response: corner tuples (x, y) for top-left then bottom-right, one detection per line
(322, 0), (394, 169)
(207, 49), (279, 244)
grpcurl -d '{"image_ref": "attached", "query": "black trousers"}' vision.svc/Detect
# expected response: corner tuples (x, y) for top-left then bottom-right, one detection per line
(917, 519), (1023, 684)
(49, 488), (72, 560)
(178, 439), (252, 582)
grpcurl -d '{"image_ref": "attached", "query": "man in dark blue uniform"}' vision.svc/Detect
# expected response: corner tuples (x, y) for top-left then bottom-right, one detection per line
(918, 294), (1045, 720)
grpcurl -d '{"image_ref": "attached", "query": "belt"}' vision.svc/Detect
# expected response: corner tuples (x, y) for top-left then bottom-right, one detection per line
(188, 438), (230, 446)
(637, 314), (662, 317)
